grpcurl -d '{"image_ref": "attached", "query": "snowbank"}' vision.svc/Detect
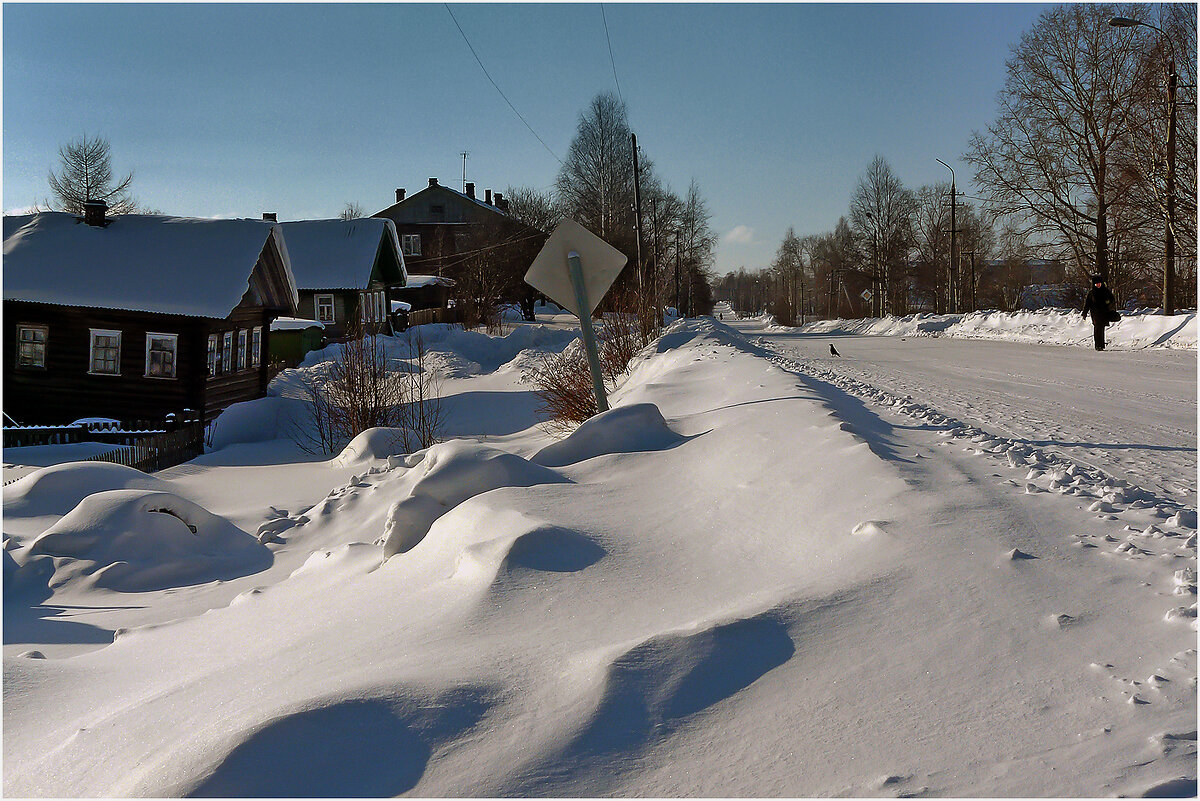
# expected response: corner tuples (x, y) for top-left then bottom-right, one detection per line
(332, 428), (416, 467)
(382, 441), (569, 556)
(534, 403), (683, 467)
(3, 461), (175, 518)
(27, 489), (271, 592)
(794, 308), (1197, 349)
(206, 396), (310, 450)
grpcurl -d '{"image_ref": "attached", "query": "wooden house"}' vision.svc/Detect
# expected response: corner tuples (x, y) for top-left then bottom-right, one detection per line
(278, 218), (407, 341)
(3, 207), (298, 426)
(371, 178), (546, 312)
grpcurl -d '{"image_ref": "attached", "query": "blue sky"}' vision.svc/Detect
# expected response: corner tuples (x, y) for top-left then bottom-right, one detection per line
(3, 2), (1053, 274)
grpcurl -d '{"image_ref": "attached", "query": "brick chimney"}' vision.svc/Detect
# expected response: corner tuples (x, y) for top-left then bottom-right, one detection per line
(485, 189), (493, 205)
(396, 188), (406, 203)
(83, 199), (108, 227)
(262, 212), (277, 222)
(428, 177), (438, 187)
(494, 192), (506, 212)
(465, 182), (475, 199)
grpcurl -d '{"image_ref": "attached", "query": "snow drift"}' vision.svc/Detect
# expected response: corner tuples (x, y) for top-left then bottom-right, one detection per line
(27, 489), (271, 592)
(533, 403), (684, 467)
(792, 307), (1197, 349)
(3, 461), (176, 519)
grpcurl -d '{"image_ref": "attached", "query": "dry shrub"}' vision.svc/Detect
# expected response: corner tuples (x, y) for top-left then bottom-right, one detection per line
(292, 324), (445, 455)
(524, 345), (598, 436)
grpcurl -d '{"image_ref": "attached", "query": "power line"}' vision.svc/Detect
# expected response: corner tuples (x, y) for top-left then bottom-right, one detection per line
(600, 3), (624, 104)
(444, 4), (562, 165)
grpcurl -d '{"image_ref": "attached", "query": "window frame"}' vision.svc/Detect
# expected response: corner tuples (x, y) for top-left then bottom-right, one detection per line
(207, 333), (218, 377)
(315, 293), (336, 323)
(401, 234), (421, 256)
(222, 331), (233, 374)
(16, 324), (48, 370)
(88, 328), (122, 375)
(250, 326), (262, 368)
(144, 332), (179, 379)
(237, 329), (248, 371)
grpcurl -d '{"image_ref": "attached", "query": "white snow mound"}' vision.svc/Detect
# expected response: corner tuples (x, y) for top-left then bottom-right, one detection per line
(28, 489), (272, 592)
(332, 428), (418, 467)
(533, 403), (684, 467)
(3, 461), (175, 519)
(382, 441), (569, 557)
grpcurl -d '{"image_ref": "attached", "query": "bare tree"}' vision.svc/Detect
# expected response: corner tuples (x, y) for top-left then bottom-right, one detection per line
(339, 201), (365, 220)
(48, 134), (137, 214)
(965, 4), (1154, 284)
(503, 186), (562, 232)
(849, 156), (916, 316)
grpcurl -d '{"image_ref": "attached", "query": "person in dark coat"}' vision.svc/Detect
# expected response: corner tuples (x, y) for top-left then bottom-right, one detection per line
(1081, 275), (1117, 351)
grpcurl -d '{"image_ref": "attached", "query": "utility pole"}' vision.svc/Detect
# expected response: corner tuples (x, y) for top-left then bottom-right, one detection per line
(1165, 55), (1177, 314)
(674, 233), (681, 317)
(651, 194), (661, 327)
(936, 159), (962, 313)
(628, 133), (648, 326)
(460, 151), (469, 193)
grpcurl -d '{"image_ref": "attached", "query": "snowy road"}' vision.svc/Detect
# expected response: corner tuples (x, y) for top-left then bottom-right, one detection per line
(736, 318), (1197, 507)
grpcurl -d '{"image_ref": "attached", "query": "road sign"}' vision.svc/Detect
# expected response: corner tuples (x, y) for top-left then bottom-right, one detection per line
(525, 219), (627, 318)
(860, 288), (873, 302)
(525, 220), (628, 413)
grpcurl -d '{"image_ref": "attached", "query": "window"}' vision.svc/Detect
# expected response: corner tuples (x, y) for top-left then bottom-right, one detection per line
(145, 333), (178, 378)
(16, 325), (47, 368)
(222, 331), (233, 373)
(250, 327), (262, 368)
(207, 334), (218, 377)
(238, 329), (248, 370)
(401, 234), (421, 256)
(429, 204), (445, 218)
(88, 329), (121, 375)
(360, 293), (369, 323)
(315, 294), (335, 323)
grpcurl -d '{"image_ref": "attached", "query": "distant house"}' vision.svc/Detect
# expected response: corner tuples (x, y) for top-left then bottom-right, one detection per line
(278, 218), (407, 340)
(371, 178), (547, 315)
(3, 205), (298, 426)
(393, 274), (455, 312)
(268, 317), (326, 367)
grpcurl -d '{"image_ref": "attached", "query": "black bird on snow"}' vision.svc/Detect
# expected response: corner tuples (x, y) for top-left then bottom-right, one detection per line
(829, 343), (841, 357)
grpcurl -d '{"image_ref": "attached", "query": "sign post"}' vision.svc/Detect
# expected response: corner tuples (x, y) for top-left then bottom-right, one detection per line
(525, 220), (628, 416)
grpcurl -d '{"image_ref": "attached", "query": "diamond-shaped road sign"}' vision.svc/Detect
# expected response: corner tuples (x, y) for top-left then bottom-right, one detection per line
(860, 288), (873, 302)
(524, 219), (627, 318)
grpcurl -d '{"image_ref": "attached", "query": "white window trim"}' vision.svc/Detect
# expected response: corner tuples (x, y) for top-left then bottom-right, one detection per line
(315, 294), (336, 323)
(88, 328), (122, 376)
(222, 331), (233, 375)
(144, 332), (179, 379)
(238, 329), (248, 371)
(402, 234), (421, 256)
(250, 326), (262, 368)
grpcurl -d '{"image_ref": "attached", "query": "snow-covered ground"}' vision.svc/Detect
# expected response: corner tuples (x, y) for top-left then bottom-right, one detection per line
(783, 307), (1198, 350)
(4, 304), (1196, 797)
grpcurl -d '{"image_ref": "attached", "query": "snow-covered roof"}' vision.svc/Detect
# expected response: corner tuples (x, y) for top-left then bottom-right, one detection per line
(390, 300), (412, 312)
(270, 316), (325, 331)
(402, 274), (456, 289)
(3, 212), (295, 319)
(278, 218), (405, 290)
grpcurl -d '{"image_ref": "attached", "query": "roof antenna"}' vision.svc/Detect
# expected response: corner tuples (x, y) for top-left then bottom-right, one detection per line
(460, 151), (469, 193)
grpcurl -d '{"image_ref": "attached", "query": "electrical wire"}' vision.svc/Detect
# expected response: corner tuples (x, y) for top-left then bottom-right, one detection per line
(601, 3), (624, 104)
(444, 4), (563, 165)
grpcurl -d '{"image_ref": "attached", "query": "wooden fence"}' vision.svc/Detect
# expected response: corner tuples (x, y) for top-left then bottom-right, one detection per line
(4, 422), (205, 475)
(406, 307), (458, 328)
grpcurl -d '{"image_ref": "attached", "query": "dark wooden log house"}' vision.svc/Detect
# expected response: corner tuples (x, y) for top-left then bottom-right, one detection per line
(3, 206), (298, 427)
(278, 218), (407, 341)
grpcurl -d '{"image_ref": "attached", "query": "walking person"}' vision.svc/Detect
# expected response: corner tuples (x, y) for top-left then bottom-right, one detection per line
(1081, 274), (1117, 351)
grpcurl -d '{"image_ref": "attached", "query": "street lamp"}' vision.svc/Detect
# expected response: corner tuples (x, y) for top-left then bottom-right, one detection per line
(864, 211), (880, 317)
(936, 158), (958, 313)
(1109, 15), (1178, 314)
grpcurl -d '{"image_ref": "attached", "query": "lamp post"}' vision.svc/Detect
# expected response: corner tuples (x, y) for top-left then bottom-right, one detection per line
(936, 159), (958, 313)
(1109, 16), (1177, 315)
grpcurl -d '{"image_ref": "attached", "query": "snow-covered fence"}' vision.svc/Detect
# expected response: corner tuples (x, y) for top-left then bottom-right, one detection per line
(71, 422), (205, 473)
